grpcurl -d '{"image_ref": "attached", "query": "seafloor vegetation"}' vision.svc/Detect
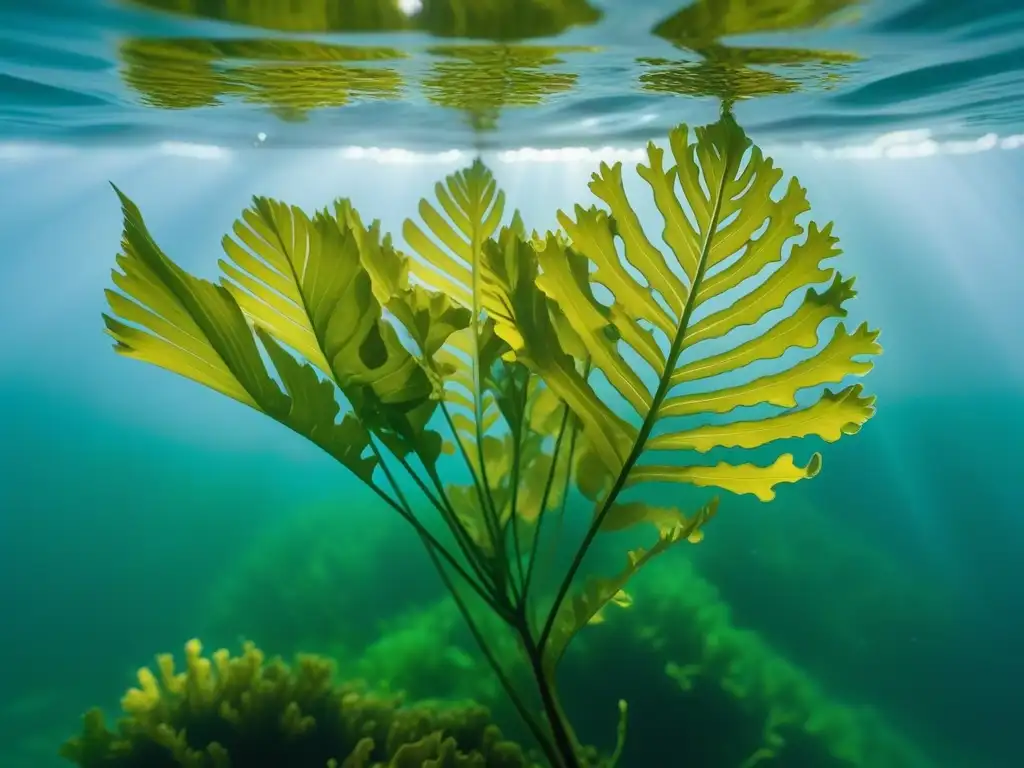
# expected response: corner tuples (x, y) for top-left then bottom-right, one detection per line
(213, 500), (939, 767)
(57, 503), (938, 767)
(60, 638), (545, 767)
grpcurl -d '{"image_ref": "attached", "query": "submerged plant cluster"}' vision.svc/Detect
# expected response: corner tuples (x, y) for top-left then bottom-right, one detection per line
(61, 639), (538, 767)
(94, 110), (880, 766)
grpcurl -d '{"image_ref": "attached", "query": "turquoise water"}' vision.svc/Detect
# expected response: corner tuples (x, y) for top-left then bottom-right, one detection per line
(1, 1), (1023, 767)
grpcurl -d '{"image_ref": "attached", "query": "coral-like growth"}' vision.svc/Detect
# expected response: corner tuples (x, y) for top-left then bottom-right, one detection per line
(60, 639), (536, 768)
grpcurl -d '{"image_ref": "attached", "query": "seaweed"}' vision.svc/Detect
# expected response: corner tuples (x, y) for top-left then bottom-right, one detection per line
(60, 639), (536, 767)
(97, 110), (879, 766)
(632, 558), (935, 767)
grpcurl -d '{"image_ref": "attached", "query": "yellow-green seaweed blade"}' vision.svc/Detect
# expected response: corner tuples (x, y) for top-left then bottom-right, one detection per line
(527, 114), (880, 502)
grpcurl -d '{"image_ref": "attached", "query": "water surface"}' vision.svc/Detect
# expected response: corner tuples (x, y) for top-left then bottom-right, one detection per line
(0, 0), (1022, 150)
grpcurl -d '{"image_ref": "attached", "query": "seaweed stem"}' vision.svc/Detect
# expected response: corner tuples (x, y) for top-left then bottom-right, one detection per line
(519, 623), (583, 768)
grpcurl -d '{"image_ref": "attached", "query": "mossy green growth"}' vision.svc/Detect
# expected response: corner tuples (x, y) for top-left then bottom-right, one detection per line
(688, 495), (957, 674)
(60, 639), (536, 768)
(634, 559), (935, 768)
(201, 502), (428, 656)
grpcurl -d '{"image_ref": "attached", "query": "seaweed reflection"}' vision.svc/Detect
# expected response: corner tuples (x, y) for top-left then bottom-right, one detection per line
(424, 45), (593, 132)
(120, 39), (406, 120)
(642, 0), (862, 104)
(118, 0), (602, 125)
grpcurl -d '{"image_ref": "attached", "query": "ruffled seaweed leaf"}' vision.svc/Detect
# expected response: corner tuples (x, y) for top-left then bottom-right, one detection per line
(217, 196), (432, 408)
(398, 161), (519, 555)
(402, 159), (524, 350)
(102, 187), (379, 484)
(524, 113), (880, 503)
(399, 183), (581, 574)
(102, 185), (516, 630)
(218, 196), (488, 473)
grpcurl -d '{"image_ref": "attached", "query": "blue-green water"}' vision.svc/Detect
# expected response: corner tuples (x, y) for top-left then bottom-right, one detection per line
(1, 1), (1023, 767)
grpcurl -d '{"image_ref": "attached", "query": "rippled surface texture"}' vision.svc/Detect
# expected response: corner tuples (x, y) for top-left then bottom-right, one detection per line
(0, 0), (1022, 149)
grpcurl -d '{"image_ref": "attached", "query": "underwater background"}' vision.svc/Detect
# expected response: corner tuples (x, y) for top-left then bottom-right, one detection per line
(1, 1), (1022, 767)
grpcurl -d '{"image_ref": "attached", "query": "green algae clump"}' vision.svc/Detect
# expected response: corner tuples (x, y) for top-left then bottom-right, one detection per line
(637, 559), (935, 767)
(60, 639), (535, 768)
